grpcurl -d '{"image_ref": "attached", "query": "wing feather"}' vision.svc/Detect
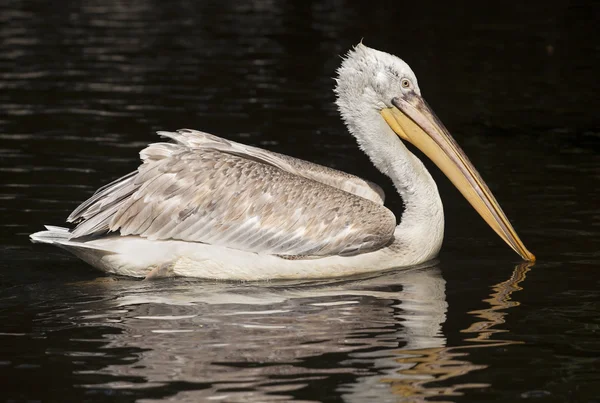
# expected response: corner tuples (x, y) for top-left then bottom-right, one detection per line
(68, 129), (396, 256)
(157, 129), (386, 204)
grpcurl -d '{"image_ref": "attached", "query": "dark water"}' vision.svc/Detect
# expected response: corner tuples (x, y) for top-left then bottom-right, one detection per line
(1, 1), (599, 401)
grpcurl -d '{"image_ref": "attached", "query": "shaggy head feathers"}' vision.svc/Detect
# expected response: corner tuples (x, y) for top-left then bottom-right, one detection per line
(335, 43), (421, 116)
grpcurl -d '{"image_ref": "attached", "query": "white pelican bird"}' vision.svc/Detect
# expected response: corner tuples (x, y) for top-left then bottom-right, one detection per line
(31, 44), (535, 280)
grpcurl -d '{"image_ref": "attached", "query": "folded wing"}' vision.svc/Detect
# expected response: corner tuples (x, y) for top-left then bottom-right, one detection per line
(67, 129), (396, 256)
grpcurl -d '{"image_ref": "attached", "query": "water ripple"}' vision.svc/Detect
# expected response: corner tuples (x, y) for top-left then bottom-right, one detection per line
(0, 1), (598, 401)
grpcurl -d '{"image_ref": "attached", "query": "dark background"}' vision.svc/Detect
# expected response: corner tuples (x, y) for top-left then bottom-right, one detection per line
(1, 0), (599, 402)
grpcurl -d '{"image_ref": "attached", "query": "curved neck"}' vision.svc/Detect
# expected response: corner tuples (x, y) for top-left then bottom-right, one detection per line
(346, 110), (445, 261)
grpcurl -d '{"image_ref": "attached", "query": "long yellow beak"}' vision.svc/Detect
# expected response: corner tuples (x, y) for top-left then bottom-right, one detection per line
(381, 92), (535, 262)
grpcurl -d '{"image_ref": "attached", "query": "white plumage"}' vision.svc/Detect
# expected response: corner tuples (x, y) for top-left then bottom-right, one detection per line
(31, 44), (533, 279)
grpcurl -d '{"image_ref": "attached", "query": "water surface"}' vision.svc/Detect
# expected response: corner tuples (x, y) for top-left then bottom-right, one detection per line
(1, 1), (599, 401)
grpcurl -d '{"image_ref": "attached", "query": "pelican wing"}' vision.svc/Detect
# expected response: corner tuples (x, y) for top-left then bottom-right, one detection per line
(154, 129), (386, 204)
(67, 130), (395, 256)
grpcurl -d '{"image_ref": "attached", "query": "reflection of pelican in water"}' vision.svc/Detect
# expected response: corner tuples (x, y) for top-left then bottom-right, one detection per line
(31, 44), (534, 280)
(72, 263), (531, 401)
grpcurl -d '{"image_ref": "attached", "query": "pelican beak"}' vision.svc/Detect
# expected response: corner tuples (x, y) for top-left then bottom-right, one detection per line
(381, 92), (535, 262)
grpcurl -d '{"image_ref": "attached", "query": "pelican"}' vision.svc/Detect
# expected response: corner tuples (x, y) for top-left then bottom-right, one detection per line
(30, 44), (535, 280)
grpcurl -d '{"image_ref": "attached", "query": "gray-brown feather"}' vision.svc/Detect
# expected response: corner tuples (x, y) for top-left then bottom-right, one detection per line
(67, 129), (396, 256)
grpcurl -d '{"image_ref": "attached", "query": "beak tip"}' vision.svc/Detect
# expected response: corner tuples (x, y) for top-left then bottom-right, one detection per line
(524, 250), (536, 262)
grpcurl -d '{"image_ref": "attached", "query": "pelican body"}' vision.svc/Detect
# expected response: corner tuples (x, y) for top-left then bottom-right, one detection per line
(31, 44), (534, 280)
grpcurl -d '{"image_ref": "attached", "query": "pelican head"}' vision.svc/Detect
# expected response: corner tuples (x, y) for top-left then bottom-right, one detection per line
(335, 43), (534, 262)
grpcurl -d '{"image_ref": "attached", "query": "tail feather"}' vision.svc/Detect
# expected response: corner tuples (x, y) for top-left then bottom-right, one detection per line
(30, 226), (70, 244)
(30, 226), (113, 252)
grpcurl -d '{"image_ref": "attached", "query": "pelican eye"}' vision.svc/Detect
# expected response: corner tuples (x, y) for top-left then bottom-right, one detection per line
(401, 78), (411, 88)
